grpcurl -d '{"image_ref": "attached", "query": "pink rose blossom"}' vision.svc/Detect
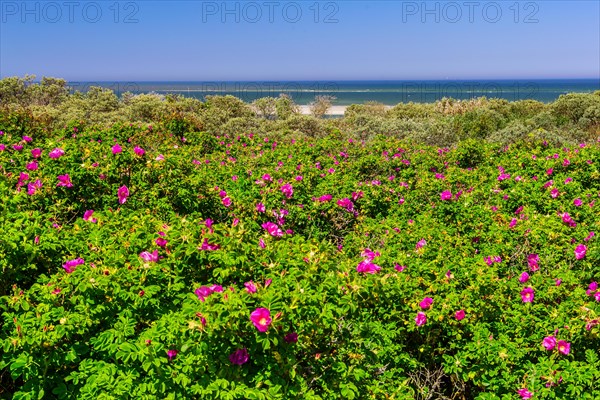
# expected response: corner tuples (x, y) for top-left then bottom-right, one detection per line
(56, 174), (73, 188)
(542, 336), (556, 350)
(521, 287), (534, 303)
(356, 260), (381, 274)
(250, 308), (272, 332)
(194, 286), (214, 302)
(574, 244), (587, 260)
(167, 349), (177, 361)
(560, 212), (577, 227)
(281, 183), (293, 199)
(517, 388), (533, 399)
(199, 238), (220, 251)
(62, 258), (84, 274)
(262, 222), (283, 237)
(139, 250), (159, 262)
(284, 332), (298, 343)
(48, 148), (64, 159)
(415, 312), (427, 327)
(519, 272), (530, 283)
(27, 179), (42, 195)
(557, 340), (570, 355)
(527, 254), (539, 271)
(245, 281), (258, 294)
(83, 210), (97, 223)
(337, 198), (354, 212)
(440, 190), (452, 201)
(117, 185), (129, 204)
(229, 348), (249, 365)
(419, 297), (433, 310)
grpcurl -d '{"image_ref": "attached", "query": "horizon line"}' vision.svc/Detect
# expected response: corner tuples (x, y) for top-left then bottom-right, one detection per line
(23, 79), (600, 84)
(3, 76), (599, 83)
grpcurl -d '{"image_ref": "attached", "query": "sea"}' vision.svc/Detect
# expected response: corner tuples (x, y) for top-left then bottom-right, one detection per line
(69, 79), (600, 105)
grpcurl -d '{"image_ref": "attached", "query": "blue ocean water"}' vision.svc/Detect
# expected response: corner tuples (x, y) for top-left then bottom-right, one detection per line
(69, 79), (600, 105)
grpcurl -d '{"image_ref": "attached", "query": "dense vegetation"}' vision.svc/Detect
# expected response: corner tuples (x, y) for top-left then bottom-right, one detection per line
(0, 76), (599, 399)
(1, 75), (599, 147)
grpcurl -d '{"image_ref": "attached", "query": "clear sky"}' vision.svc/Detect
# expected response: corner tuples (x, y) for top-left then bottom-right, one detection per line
(0, 0), (599, 81)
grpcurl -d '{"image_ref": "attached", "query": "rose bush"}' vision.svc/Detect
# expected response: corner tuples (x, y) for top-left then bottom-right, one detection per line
(0, 123), (599, 399)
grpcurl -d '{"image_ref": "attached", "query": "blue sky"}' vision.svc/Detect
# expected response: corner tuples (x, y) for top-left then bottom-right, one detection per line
(0, 1), (599, 80)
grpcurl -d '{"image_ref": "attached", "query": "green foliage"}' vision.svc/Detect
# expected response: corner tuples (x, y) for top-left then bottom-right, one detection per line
(453, 108), (507, 140)
(551, 93), (600, 125)
(1, 76), (599, 146)
(274, 94), (300, 120)
(1, 117), (599, 399)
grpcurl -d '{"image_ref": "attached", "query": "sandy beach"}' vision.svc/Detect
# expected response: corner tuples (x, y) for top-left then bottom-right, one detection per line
(299, 105), (348, 116)
(299, 105), (393, 116)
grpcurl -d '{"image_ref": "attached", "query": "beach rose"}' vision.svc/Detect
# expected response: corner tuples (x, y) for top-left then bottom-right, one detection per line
(415, 312), (427, 327)
(517, 388), (533, 399)
(56, 174), (73, 188)
(48, 148), (64, 159)
(521, 287), (534, 303)
(527, 254), (539, 271)
(83, 210), (97, 223)
(337, 198), (354, 212)
(194, 286), (213, 302)
(284, 332), (298, 343)
(63, 258), (84, 274)
(118, 185), (129, 204)
(250, 308), (272, 332)
(356, 260), (381, 274)
(455, 310), (465, 321)
(574, 244), (587, 260)
(519, 272), (530, 284)
(557, 340), (570, 355)
(542, 336), (556, 351)
(229, 348), (249, 365)
(199, 238), (220, 251)
(139, 250), (159, 262)
(262, 222), (283, 237)
(419, 297), (433, 310)
(281, 183), (293, 199)
(244, 281), (257, 294)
